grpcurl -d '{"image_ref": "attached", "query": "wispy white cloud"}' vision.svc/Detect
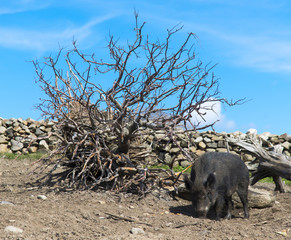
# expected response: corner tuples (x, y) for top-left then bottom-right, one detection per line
(216, 115), (237, 132)
(0, 14), (115, 52)
(180, 22), (291, 74)
(217, 32), (291, 73)
(0, 0), (51, 15)
(141, 0), (291, 75)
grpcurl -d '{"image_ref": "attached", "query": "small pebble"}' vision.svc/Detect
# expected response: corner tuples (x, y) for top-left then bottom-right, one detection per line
(130, 227), (145, 235)
(165, 222), (172, 227)
(37, 195), (47, 200)
(5, 226), (23, 233)
(0, 201), (14, 205)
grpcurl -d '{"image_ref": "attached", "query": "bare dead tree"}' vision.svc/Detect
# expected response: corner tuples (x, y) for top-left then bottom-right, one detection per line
(33, 14), (242, 192)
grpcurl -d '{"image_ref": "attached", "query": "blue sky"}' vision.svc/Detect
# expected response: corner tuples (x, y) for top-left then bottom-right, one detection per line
(0, 0), (291, 134)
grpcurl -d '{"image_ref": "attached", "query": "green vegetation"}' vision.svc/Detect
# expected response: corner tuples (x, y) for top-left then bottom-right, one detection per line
(0, 152), (47, 160)
(1, 152), (290, 186)
(148, 165), (291, 185)
(258, 176), (291, 186)
(147, 164), (192, 173)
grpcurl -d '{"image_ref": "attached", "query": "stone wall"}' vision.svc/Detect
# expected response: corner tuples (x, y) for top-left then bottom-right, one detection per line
(130, 128), (291, 169)
(1, 117), (290, 169)
(0, 118), (58, 154)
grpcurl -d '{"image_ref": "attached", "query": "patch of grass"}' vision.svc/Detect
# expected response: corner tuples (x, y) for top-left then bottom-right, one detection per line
(173, 165), (191, 173)
(0, 152), (47, 160)
(147, 164), (191, 173)
(147, 165), (170, 170)
(284, 179), (291, 186)
(258, 177), (291, 186)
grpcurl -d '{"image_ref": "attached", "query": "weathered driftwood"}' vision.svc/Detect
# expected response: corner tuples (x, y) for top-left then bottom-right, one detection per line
(227, 136), (291, 193)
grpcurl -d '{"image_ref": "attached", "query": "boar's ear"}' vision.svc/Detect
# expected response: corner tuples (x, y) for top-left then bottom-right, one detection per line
(184, 175), (193, 190)
(205, 172), (216, 189)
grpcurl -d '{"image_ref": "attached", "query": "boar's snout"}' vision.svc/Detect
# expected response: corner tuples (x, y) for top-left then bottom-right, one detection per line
(193, 202), (209, 218)
(195, 210), (208, 218)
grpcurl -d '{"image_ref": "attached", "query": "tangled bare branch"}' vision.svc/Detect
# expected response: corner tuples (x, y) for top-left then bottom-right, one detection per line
(33, 14), (243, 193)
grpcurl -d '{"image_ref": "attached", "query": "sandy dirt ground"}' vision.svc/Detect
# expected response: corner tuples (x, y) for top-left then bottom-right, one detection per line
(0, 157), (290, 240)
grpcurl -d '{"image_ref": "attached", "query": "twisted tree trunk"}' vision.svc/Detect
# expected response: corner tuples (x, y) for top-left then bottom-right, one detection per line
(227, 136), (291, 193)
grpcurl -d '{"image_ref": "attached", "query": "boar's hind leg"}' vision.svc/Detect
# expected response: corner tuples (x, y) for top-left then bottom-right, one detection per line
(237, 185), (249, 219)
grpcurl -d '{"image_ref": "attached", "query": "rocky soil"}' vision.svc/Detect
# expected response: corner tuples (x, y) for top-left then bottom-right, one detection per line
(0, 157), (290, 240)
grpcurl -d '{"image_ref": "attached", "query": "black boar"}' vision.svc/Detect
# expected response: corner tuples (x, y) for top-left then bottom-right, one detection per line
(184, 152), (249, 220)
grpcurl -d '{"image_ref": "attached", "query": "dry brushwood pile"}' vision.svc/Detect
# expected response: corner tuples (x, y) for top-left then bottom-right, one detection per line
(32, 14), (243, 193)
(34, 106), (193, 194)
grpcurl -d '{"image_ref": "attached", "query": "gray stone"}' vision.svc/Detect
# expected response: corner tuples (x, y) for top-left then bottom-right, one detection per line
(194, 136), (203, 143)
(178, 183), (275, 209)
(176, 183), (191, 201)
(0, 126), (6, 134)
(0, 135), (8, 144)
(203, 137), (212, 143)
(5, 226), (23, 233)
(180, 140), (188, 148)
(164, 153), (172, 165)
(48, 135), (59, 143)
(260, 132), (271, 141)
(37, 195), (47, 200)
(28, 123), (36, 129)
(233, 185), (275, 208)
(130, 227), (145, 235)
(211, 135), (223, 141)
(14, 136), (23, 142)
(13, 122), (20, 127)
(0, 144), (8, 153)
(26, 117), (34, 123)
(242, 153), (255, 162)
(5, 127), (14, 138)
(196, 150), (206, 156)
(180, 160), (191, 168)
(17, 118), (23, 123)
(170, 147), (180, 153)
(281, 141), (290, 150)
(217, 140), (226, 148)
(246, 128), (257, 135)
(189, 146), (197, 152)
(198, 141), (206, 149)
(5, 120), (14, 127)
(215, 148), (227, 152)
(28, 146), (38, 153)
(35, 128), (45, 136)
(21, 148), (28, 154)
(206, 142), (217, 148)
(20, 123), (30, 132)
(0, 201), (14, 205)
(47, 121), (55, 127)
(39, 140), (49, 151)
(11, 139), (24, 152)
(206, 148), (216, 152)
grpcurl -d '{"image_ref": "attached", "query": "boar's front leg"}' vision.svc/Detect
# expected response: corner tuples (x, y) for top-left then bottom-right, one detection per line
(224, 196), (233, 220)
(214, 196), (226, 220)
